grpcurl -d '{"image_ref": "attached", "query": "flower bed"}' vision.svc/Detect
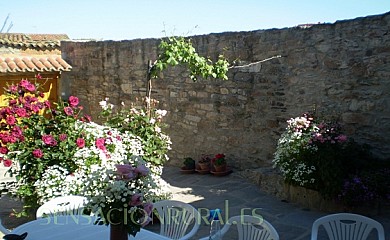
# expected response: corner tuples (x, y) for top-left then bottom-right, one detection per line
(273, 112), (390, 207)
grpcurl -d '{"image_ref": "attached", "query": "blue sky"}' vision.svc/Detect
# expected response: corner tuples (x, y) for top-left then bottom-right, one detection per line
(0, 0), (389, 40)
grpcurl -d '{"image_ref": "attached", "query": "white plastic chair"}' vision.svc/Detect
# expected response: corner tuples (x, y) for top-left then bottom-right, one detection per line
(36, 195), (88, 218)
(311, 213), (385, 240)
(152, 200), (201, 240)
(199, 215), (279, 240)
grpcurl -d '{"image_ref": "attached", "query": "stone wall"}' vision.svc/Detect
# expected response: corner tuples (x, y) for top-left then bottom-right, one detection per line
(61, 12), (390, 168)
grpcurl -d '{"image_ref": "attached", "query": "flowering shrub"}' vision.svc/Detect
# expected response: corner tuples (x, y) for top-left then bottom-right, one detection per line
(212, 154), (226, 166)
(99, 98), (172, 167)
(83, 156), (154, 237)
(0, 79), (90, 214)
(0, 79), (171, 216)
(273, 112), (350, 197)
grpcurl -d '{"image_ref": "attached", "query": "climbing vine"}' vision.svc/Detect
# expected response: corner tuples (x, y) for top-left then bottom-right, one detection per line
(149, 36), (230, 81)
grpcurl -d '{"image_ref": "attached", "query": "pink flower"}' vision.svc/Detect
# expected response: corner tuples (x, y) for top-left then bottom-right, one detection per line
(12, 126), (23, 138)
(25, 83), (35, 92)
(42, 134), (57, 146)
(68, 96), (79, 107)
(8, 85), (18, 93)
(64, 107), (73, 116)
(9, 99), (17, 105)
(19, 79), (30, 88)
(95, 138), (106, 151)
(3, 159), (12, 167)
(32, 104), (41, 113)
(6, 115), (16, 125)
(135, 164), (149, 176)
(15, 108), (27, 117)
(76, 138), (85, 148)
(44, 100), (51, 108)
(84, 114), (92, 122)
(59, 134), (67, 141)
(32, 149), (43, 158)
(143, 203), (154, 216)
(130, 194), (143, 206)
(0, 147), (8, 154)
(35, 73), (42, 79)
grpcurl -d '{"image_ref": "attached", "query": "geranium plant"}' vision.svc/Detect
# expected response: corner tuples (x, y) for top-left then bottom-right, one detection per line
(212, 154), (226, 166)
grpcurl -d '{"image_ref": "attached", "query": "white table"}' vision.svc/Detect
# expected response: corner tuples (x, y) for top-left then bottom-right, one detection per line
(11, 215), (170, 240)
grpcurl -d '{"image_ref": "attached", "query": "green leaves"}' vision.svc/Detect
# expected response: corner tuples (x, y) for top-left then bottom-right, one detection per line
(150, 36), (229, 81)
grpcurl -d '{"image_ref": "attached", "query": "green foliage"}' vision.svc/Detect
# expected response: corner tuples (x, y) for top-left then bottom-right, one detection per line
(183, 157), (195, 169)
(99, 99), (171, 166)
(0, 79), (90, 214)
(150, 36), (229, 81)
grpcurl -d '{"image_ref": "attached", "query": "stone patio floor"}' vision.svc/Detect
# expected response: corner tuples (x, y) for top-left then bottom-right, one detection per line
(0, 166), (389, 239)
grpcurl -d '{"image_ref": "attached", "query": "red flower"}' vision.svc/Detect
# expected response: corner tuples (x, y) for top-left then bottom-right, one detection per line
(3, 159), (12, 167)
(64, 107), (73, 116)
(35, 73), (42, 80)
(32, 149), (43, 158)
(76, 138), (85, 148)
(68, 96), (79, 107)
(42, 134), (57, 146)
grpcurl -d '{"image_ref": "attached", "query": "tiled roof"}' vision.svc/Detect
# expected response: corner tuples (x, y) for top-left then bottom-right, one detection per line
(0, 33), (72, 73)
(0, 55), (72, 73)
(0, 33), (69, 50)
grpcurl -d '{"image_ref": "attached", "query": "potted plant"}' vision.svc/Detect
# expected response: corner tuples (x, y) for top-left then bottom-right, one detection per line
(181, 157), (195, 173)
(198, 155), (211, 170)
(212, 154), (227, 172)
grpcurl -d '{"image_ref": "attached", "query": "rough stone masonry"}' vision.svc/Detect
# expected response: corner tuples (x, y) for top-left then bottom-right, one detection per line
(61, 12), (390, 169)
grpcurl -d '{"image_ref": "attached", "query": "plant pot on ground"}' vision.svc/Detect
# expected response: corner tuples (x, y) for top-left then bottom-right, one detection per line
(212, 154), (227, 172)
(198, 155), (211, 170)
(182, 157), (196, 170)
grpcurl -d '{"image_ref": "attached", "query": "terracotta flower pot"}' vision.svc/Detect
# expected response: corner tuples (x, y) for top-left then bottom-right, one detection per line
(213, 164), (227, 172)
(198, 162), (210, 170)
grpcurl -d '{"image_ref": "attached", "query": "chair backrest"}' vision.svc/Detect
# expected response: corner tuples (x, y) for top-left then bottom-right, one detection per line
(217, 215), (279, 240)
(36, 195), (88, 218)
(152, 200), (201, 240)
(311, 213), (385, 240)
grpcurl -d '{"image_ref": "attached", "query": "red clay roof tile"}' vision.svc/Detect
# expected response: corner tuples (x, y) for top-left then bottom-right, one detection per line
(0, 56), (72, 73)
